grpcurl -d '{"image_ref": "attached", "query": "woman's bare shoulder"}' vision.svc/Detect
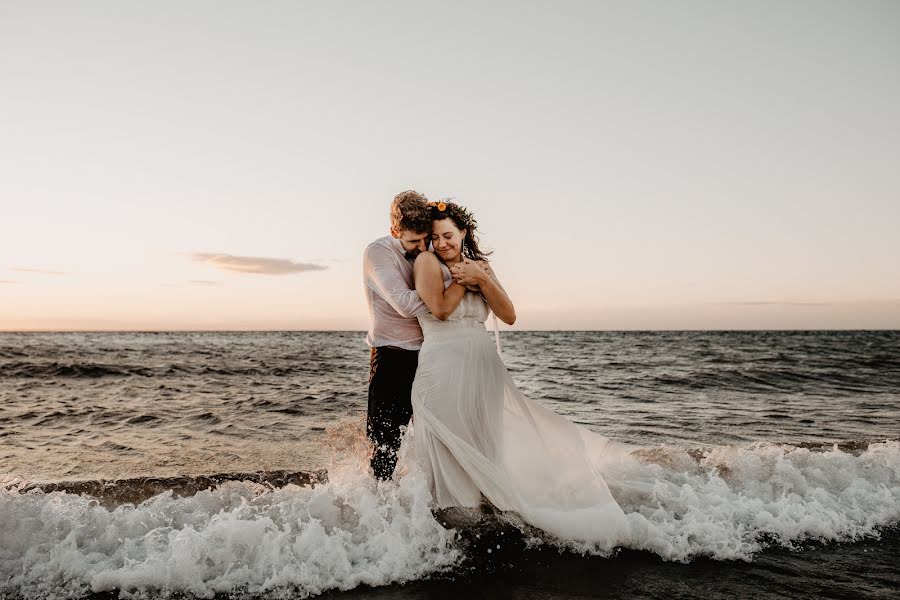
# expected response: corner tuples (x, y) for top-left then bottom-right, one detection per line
(414, 250), (441, 271)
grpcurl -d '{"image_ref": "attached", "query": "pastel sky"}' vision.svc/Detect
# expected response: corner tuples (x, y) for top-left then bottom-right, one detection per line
(2, 0), (899, 331)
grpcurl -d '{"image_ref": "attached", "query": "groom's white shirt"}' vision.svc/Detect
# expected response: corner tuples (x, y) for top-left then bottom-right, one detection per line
(363, 235), (430, 350)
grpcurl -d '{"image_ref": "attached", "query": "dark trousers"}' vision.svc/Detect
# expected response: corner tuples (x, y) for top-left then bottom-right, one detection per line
(366, 346), (418, 480)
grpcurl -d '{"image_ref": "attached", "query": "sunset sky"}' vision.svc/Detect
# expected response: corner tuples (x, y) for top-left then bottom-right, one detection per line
(2, 0), (899, 330)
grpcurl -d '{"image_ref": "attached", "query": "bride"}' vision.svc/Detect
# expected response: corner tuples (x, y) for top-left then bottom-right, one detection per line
(406, 200), (632, 548)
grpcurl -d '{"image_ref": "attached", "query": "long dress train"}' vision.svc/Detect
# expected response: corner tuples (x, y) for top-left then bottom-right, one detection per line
(408, 265), (631, 548)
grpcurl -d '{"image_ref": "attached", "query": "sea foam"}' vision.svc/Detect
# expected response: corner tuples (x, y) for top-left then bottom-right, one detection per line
(618, 440), (900, 561)
(1, 437), (898, 599)
(0, 440), (461, 600)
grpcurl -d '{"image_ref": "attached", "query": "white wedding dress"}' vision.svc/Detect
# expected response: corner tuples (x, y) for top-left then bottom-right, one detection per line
(407, 264), (632, 548)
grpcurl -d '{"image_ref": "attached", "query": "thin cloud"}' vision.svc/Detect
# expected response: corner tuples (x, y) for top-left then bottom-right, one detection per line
(188, 253), (327, 275)
(160, 280), (224, 288)
(189, 280), (223, 287)
(0, 280), (21, 284)
(311, 257), (350, 264)
(10, 268), (66, 275)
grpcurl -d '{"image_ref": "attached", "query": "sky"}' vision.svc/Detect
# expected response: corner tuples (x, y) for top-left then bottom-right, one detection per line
(1, 0), (899, 330)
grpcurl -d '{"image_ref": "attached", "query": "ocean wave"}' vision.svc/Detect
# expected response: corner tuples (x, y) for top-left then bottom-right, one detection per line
(2, 434), (898, 599)
(618, 439), (900, 561)
(12, 470), (328, 508)
(0, 434), (461, 600)
(0, 361), (307, 379)
(650, 367), (900, 393)
(0, 361), (161, 379)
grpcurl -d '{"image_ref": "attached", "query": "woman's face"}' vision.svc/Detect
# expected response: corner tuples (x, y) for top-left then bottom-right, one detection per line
(431, 218), (466, 263)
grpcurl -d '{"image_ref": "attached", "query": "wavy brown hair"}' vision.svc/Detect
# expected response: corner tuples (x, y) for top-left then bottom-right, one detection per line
(428, 200), (492, 262)
(390, 190), (432, 234)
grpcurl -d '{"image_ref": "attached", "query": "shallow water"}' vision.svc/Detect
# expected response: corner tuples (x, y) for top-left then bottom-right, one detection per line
(1, 331), (898, 599)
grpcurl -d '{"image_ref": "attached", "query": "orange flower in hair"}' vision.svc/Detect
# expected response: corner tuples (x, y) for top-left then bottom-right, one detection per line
(436, 202), (447, 211)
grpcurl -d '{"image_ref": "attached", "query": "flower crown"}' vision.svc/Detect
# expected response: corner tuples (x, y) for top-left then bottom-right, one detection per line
(428, 199), (476, 229)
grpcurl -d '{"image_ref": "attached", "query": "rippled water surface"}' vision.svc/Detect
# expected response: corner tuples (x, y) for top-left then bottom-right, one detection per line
(1, 331), (897, 480)
(1, 331), (898, 599)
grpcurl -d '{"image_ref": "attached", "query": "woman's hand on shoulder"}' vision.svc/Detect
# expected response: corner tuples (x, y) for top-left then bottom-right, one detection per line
(449, 258), (488, 287)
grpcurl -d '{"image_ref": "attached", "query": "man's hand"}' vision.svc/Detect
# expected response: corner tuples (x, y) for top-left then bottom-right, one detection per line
(450, 259), (488, 289)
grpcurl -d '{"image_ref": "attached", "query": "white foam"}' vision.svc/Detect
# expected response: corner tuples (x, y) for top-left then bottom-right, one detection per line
(0, 433), (461, 599)
(617, 440), (900, 561)
(2, 438), (898, 598)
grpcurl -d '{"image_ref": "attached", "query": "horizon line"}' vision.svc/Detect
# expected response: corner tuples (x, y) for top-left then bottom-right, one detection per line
(1, 328), (898, 334)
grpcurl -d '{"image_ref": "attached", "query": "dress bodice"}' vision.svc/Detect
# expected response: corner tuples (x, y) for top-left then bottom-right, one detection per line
(417, 263), (490, 337)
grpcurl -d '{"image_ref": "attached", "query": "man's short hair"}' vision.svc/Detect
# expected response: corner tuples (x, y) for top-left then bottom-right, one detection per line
(390, 190), (432, 234)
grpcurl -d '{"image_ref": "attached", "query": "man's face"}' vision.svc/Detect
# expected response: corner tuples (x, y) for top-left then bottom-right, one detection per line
(391, 228), (430, 258)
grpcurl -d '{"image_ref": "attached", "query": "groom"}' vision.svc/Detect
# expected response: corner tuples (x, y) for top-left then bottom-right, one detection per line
(362, 190), (434, 480)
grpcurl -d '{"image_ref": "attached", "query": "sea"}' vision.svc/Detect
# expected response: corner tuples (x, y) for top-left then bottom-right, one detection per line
(1, 330), (898, 599)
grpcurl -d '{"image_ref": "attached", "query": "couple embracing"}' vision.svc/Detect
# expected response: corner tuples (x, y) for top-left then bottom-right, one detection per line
(363, 190), (632, 547)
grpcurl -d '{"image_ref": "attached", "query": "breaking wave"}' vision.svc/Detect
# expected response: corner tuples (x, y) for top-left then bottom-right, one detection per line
(2, 427), (898, 599)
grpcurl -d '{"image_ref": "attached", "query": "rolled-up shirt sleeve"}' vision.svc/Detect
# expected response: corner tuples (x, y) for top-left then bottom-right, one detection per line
(364, 244), (429, 318)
